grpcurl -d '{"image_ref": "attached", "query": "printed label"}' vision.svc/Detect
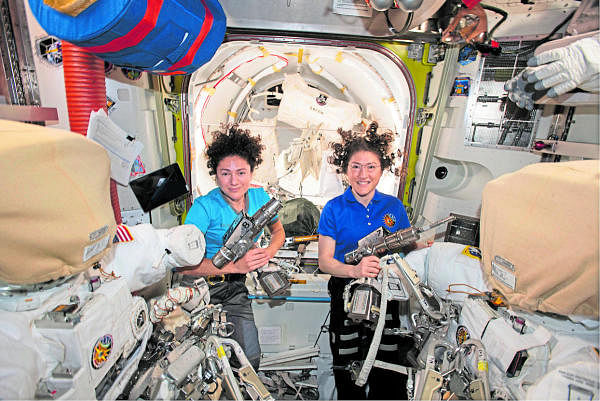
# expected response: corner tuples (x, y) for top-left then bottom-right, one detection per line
(89, 225), (108, 241)
(188, 239), (201, 250)
(83, 235), (110, 262)
(560, 369), (598, 400)
(259, 326), (282, 345)
(493, 255), (515, 271)
(491, 258), (516, 290)
(351, 289), (369, 314)
(263, 273), (281, 290)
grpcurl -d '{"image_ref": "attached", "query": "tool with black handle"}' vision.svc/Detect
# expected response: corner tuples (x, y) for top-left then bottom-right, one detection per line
(212, 198), (282, 269)
(344, 216), (456, 265)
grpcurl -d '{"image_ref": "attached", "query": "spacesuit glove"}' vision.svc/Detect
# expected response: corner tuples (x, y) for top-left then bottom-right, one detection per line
(523, 37), (600, 97)
(504, 71), (535, 110)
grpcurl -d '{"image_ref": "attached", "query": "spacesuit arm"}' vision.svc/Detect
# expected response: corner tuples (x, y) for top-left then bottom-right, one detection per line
(524, 37), (600, 97)
(103, 224), (206, 292)
(505, 36), (600, 110)
(0, 312), (44, 400)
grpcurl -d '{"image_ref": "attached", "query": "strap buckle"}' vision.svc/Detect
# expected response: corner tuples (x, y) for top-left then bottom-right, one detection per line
(207, 274), (225, 286)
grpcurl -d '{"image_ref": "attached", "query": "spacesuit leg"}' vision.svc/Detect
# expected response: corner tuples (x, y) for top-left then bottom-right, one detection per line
(329, 278), (367, 400)
(366, 300), (413, 400)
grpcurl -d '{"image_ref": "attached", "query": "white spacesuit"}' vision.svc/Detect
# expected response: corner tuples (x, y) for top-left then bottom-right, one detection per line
(348, 161), (598, 400)
(403, 242), (599, 400)
(0, 120), (207, 400)
(0, 223), (206, 400)
(394, 160), (600, 400)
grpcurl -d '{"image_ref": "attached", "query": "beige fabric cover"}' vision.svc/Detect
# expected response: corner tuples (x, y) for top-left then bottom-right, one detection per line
(481, 160), (599, 318)
(0, 120), (116, 284)
(43, 0), (98, 16)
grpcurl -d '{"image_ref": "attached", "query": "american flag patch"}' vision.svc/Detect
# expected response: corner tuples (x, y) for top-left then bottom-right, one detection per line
(113, 225), (134, 243)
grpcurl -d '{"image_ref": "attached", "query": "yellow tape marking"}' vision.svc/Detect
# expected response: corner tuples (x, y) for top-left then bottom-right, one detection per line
(383, 97), (395, 103)
(202, 87), (216, 95)
(298, 48), (304, 64)
(259, 46), (270, 57)
(340, 86), (347, 94)
(227, 111), (237, 118)
(306, 55), (319, 64)
(272, 64), (281, 72)
(217, 345), (226, 358)
(247, 78), (256, 86)
(335, 51), (344, 63)
(477, 361), (488, 372)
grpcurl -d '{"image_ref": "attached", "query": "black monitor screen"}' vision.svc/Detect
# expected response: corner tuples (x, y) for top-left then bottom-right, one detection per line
(129, 163), (189, 212)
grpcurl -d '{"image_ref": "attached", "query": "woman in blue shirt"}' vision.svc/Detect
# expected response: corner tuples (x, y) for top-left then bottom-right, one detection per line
(318, 122), (413, 400)
(181, 126), (285, 370)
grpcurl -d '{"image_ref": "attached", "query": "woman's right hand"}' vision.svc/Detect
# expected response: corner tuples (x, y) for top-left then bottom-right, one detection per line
(352, 255), (381, 278)
(229, 248), (271, 273)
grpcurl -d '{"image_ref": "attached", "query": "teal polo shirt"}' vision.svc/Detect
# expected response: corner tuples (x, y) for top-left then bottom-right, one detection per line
(185, 187), (275, 259)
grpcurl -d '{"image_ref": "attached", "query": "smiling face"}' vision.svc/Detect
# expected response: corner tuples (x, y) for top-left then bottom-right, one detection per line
(346, 150), (383, 203)
(215, 155), (253, 204)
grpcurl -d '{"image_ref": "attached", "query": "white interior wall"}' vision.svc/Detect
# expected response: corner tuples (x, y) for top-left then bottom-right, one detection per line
(189, 40), (416, 207)
(106, 77), (179, 228)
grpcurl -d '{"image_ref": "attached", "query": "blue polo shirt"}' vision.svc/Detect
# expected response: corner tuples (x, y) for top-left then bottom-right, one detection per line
(185, 187), (275, 259)
(318, 187), (410, 263)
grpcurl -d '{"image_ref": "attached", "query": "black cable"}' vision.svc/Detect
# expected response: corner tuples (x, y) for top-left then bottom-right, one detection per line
(532, 9), (576, 49)
(503, 9), (576, 55)
(384, 9), (413, 37)
(313, 310), (330, 347)
(480, 3), (508, 39)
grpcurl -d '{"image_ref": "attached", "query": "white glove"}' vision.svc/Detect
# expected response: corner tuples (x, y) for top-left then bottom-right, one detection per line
(523, 37), (600, 97)
(504, 71), (536, 110)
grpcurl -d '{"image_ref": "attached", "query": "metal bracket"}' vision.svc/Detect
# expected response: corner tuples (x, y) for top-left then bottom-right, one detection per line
(532, 139), (600, 159)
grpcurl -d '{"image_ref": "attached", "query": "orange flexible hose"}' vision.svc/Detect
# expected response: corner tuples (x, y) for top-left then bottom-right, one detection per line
(62, 41), (122, 224)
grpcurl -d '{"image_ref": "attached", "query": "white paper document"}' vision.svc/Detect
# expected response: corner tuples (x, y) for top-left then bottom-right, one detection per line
(87, 109), (143, 185)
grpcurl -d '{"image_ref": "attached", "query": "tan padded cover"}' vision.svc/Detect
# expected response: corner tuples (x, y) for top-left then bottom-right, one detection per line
(43, 0), (98, 16)
(0, 120), (116, 284)
(481, 160), (599, 318)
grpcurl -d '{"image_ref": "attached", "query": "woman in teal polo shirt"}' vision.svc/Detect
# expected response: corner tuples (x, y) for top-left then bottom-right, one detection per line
(181, 126), (285, 370)
(318, 122), (413, 400)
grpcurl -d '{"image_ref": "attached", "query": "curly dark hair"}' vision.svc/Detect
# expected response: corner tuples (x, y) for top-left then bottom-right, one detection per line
(205, 125), (264, 175)
(329, 122), (396, 174)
